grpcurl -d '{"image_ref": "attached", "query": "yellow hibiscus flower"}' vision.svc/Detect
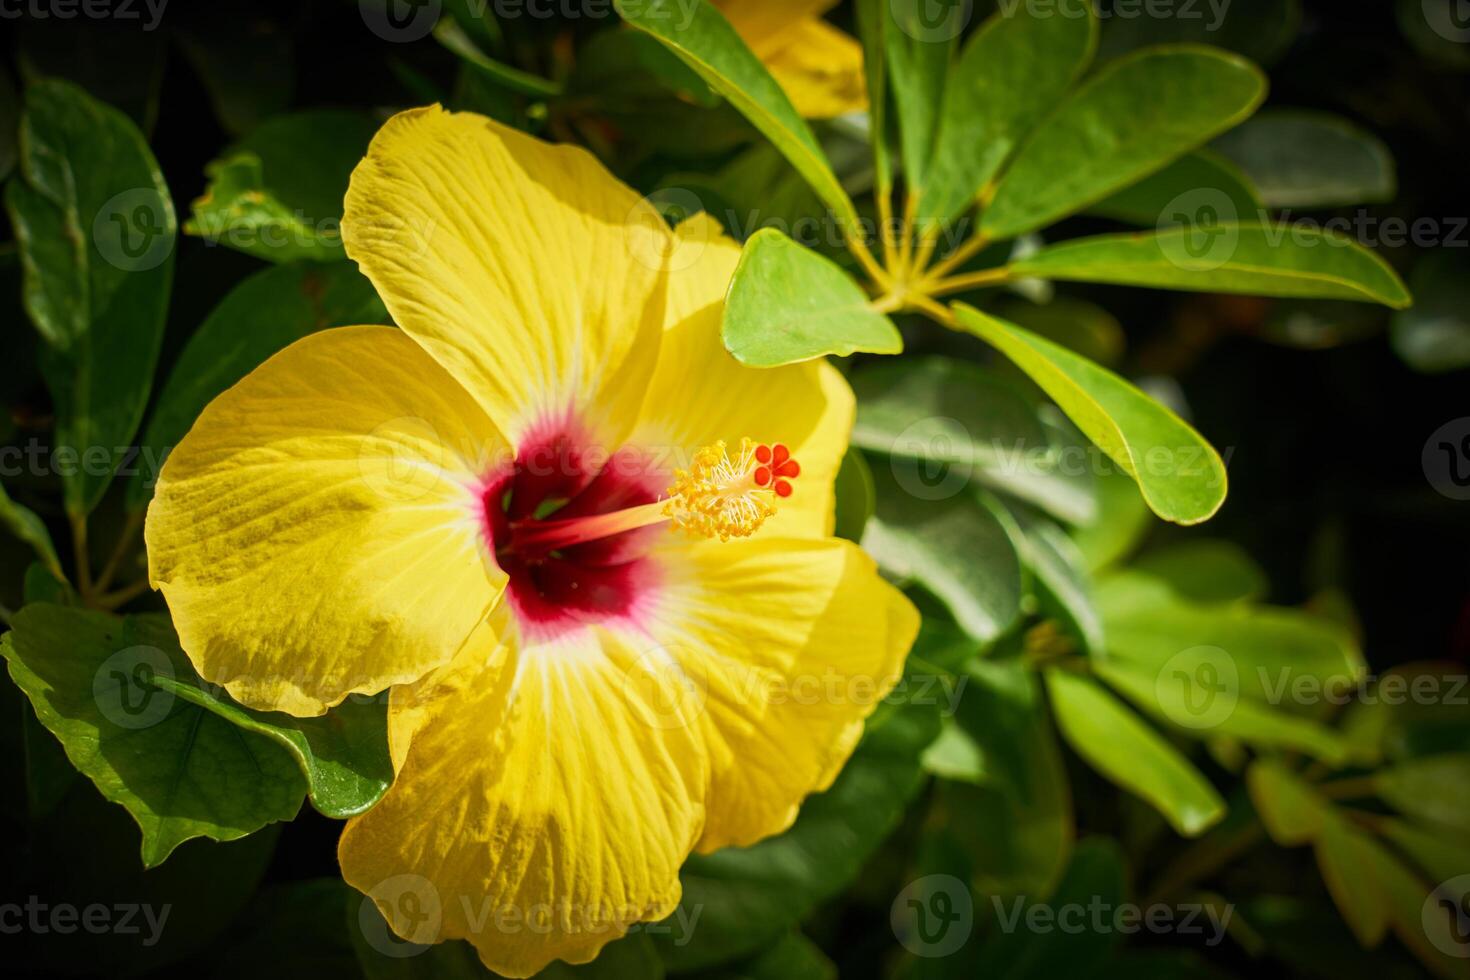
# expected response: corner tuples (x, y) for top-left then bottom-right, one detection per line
(144, 106), (915, 977)
(716, 0), (867, 118)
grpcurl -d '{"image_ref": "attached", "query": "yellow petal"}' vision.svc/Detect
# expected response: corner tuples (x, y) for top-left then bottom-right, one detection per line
(146, 327), (506, 717)
(342, 106), (673, 449)
(651, 536), (918, 850)
(341, 611), (708, 978)
(633, 214), (854, 539)
(762, 17), (868, 119)
(715, 0), (838, 57)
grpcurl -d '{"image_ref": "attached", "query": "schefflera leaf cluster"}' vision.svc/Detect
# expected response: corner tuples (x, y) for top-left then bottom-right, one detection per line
(619, 0), (1409, 528)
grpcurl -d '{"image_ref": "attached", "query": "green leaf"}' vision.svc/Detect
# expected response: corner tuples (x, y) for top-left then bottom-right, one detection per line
(5, 79), (176, 517)
(1093, 569), (1366, 705)
(615, 0), (858, 230)
(996, 295), (1126, 367)
(722, 229), (900, 365)
(1088, 149), (1262, 227)
(861, 466), (1023, 643)
(1096, 0), (1301, 68)
(1375, 754), (1470, 834)
(936, 659), (1074, 899)
(0, 479), (61, 578)
(653, 697), (939, 972)
(1097, 658), (1348, 763)
(1131, 539), (1268, 604)
(125, 262), (388, 509)
(1045, 669), (1225, 836)
(1213, 109), (1395, 208)
(853, 0), (891, 196)
(1315, 817), (1390, 946)
(1070, 467), (1153, 573)
(539, 934), (664, 979)
(175, 11), (294, 136)
(1246, 759), (1329, 846)
(1007, 224), (1411, 308)
(919, 1), (1098, 229)
(0, 65), (17, 180)
(849, 355), (1097, 524)
(974, 839), (1127, 979)
(702, 932), (833, 980)
(1392, 250), (1470, 374)
(981, 45), (1267, 241)
(1381, 818), (1470, 885)
(952, 305), (1228, 525)
(832, 447), (876, 543)
(150, 674), (391, 820)
(434, 15), (562, 98)
(998, 499), (1104, 655)
(884, 0), (958, 198)
(185, 110), (376, 263)
(2, 605), (304, 867)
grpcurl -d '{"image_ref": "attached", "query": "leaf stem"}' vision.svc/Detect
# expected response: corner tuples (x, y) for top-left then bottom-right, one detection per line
(95, 577), (151, 611)
(94, 509), (144, 596)
(896, 192), (918, 280)
(923, 266), (1013, 298)
(70, 513), (93, 599)
(924, 230), (993, 282)
(876, 185), (899, 274)
(848, 233), (891, 290)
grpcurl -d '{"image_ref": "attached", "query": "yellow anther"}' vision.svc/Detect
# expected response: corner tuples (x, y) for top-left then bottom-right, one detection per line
(663, 438), (787, 541)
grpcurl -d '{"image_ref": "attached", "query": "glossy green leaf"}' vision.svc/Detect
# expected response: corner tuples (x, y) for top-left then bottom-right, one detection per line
(999, 498), (1104, 655)
(1045, 669), (1225, 836)
(0, 479), (61, 578)
(851, 356), (1097, 525)
(1213, 109), (1395, 208)
(862, 466), (1023, 643)
(723, 229), (900, 365)
(1088, 149), (1263, 226)
(919, 2), (1098, 228)
(1375, 754), (1470, 833)
(150, 675), (391, 820)
(1007, 224), (1412, 307)
(1362, 839), (1470, 980)
(5, 79), (176, 517)
(1, 605), (305, 867)
(996, 295), (1126, 367)
(125, 262), (388, 509)
(982, 46), (1267, 240)
(832, 446), (876, 543)
(653, 697), (939, 972)
(434, 15), (562, 98)
(884, 0), (958, 198)
(185, 110), (376, 263)
(953, 305), (1228, 525)
(616, 0), (858, 229)
(1392, 250), (1470, 374)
